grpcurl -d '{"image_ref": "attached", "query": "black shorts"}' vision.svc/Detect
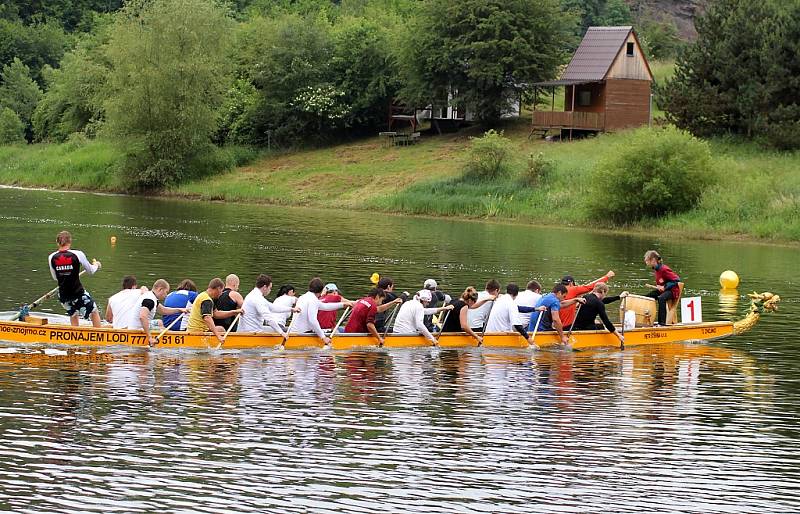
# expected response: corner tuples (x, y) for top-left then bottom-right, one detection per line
(61, 291), (98, 319)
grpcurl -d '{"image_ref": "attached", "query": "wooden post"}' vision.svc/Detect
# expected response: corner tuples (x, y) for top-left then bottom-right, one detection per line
(570, 84), (576, 141)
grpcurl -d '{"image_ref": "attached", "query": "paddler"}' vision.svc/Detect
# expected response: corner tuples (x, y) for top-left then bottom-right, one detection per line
(343, 287), (389, 344)
(532, 283), (586, 345)
(559, 271), (615, 329)
(392, 289), (454, 343)
(134, 279), (187, 346)
(440, 286), (496, 344)
(48, 230), (102, 327)
(290, 277), (354, 345)
(187, 278), (227, 346)
(213, 274), (244, 333)
(239, 274), (299, 335)
(105, 275), (144, 329)
(644, 250), (682, 326)
(484, 283), (541, 338)
(571, 283), (629, 345)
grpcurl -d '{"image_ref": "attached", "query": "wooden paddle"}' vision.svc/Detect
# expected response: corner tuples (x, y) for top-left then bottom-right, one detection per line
(434, 310), (450, 344)
(479, 298), (496, 340)
(381, 303), (400, 339)
(565, 302), (582, 346)
(10, 269), (88, 321)
(215, 312), (241, 350)
(279, 311), (297, 350)
(150, 314), (183, 346)
(326, 307), (351, 348)
(528, 310), (543, 349)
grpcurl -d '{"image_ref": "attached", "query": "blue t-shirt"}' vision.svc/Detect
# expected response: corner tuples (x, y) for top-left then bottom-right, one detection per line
(530, 293), (561, 331)
(162, 289), (198, 330)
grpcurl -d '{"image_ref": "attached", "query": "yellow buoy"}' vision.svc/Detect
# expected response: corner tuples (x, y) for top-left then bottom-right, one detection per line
(370, 273), (380, 285)
(719, 270), (739, 289)
(110, 236), (117, 245)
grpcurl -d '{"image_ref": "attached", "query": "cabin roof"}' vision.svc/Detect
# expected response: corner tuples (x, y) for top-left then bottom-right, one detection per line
(560, 26), (635, 82)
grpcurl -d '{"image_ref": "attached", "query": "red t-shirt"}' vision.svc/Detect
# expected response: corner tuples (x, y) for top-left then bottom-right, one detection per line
(344, 297), (378, 333)
(559, 275), (609, 327)
(317, 293), (342, 329)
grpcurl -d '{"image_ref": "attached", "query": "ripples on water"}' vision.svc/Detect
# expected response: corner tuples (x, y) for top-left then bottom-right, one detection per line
(0, 345), (798, 513)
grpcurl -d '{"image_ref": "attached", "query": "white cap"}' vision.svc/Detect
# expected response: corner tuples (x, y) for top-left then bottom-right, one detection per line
(416, 289), (433, 302)
(324, 283), (338, 292)
(423, 279), (437, 290)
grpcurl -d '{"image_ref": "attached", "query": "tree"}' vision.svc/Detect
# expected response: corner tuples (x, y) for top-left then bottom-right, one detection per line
(397, 0), (575, 124)
(0, 57), (42, 132)
(0, 107), (25, 144)
(0, 19), (69, 85)
(561, 0), (630, 38)
(104, 0), (234, 189)
(658, 0), (798, 148)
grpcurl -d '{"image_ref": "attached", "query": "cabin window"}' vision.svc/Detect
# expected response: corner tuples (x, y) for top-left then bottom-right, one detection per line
(578, 90), (591, 106)
(626, 42), (634, 56)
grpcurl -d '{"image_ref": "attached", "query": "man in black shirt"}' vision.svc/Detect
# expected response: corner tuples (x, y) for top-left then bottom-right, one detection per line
(571, 283), (629, 346)
(48, 230), (102, 327)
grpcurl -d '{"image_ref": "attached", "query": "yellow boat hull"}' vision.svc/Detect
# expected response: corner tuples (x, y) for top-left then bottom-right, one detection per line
(0, 319), (734, 351)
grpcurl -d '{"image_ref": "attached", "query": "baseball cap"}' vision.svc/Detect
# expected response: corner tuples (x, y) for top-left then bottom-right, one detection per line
(416, 289), (433, 302)
(423, 278), (437, 290)
(324, 283), (338, 292)
(561, 275), (575, 285)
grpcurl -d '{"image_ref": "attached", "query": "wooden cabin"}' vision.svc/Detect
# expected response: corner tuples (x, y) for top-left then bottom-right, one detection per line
(532, 26), (653, 139)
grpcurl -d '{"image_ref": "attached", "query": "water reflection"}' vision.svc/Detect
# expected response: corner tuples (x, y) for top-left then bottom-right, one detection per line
(719, 288), (740, 317)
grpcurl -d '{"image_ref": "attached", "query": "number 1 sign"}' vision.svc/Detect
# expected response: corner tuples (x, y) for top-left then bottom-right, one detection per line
(680, 296), (703, 324)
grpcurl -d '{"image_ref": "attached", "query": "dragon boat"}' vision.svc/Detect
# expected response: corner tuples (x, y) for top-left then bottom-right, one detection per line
(0, 292), (779, 352)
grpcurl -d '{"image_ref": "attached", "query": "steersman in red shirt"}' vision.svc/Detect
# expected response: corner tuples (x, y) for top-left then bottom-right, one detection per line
(644, 250), (682, 326)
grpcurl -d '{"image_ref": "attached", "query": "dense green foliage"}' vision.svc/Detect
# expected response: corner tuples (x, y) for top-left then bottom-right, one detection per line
(463, 130), (514, 181)
(587, 127), (715, 222)
(0, 107), (24, 144)
(104, 0), (233, 189)
(399, 0), (574, 124)
(659, 0), (800, 149)
(0, 58), (42, 135)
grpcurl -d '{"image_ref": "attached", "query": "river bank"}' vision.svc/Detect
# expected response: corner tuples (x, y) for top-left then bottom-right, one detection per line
(1, 118), (799, 243)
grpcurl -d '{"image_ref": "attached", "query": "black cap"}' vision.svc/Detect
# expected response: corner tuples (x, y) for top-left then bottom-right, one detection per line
(561, 275), (575, 285)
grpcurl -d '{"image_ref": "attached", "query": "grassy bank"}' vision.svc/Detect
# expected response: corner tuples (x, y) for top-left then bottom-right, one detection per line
(1, 115), (799, 243)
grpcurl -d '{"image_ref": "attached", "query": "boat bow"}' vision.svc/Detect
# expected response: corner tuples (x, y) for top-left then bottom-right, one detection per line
(733, 292), (780, 335)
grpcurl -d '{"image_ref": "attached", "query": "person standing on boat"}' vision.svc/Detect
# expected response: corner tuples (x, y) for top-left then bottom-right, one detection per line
(134, 279), (187, 346)
(532, 284), (586, 345)
(239, 274), (299, 335)
(290, 277), (353, 345)
(344, 288), (387, 344)
(484, 283), (541, 338)
(644, 250), (682, 326)
(571, 283), (629, 345)
(467, 279), (501, 333)
(559, 271), (615, 329)
(270, 284), (297, 331)
(374, 277), (409, 333)
(162, 279), (198, 331)
(441, 287), (496, 344)
(48, 230), (102, 327)
(105, 275), (145, 329)
(393, 289), (454, 343)
(214, 274), (244, 332)
(187, 278), (227, 346)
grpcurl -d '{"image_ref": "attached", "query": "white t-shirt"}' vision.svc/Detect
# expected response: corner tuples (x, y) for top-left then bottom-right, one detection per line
(467, 290), (494, 329)
(484, 294), (518, 333)
(516, 289), (542, 326)
(289, 291), (343, 339)
(270, 295), (296, 327)
(393, 299), (438, 341)
(121, 291), (158, 330)
(240, 288), (291, 334)
(107, 288), (142, 329)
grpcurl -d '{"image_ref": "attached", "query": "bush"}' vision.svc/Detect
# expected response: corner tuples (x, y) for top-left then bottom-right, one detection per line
(0, 107), (25, 144)
(587, 127), (716, 223)
(463, 129), (514, 181)
(520, 151), (554, 186)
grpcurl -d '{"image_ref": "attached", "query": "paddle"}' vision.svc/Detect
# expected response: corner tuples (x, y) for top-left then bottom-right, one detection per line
(433, 309), (450, 345)
(150, 314), (183, 346)
(479, 299), (496, 340)
(326, 307), (351, 348)
(381, 303), (400, 341)
(279, 311), (298, 350)
(215, 312), (240, 350)
(619, 296), (627, 350)
(10, 269), (88, 321)
(528, 310), (543, 350)
(565, 302), (582, 346)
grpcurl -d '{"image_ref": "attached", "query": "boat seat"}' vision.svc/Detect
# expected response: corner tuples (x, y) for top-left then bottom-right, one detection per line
(665, 282), (685, 325)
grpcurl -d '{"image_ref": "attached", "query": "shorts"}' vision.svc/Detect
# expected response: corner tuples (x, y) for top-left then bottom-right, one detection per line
(61, 292), (98, 320)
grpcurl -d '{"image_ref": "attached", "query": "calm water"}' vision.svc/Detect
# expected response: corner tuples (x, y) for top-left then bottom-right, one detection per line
(0, 187), (798, 512)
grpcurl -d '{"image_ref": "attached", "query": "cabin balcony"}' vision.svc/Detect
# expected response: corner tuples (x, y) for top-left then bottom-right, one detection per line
(532, 111), (604, 131)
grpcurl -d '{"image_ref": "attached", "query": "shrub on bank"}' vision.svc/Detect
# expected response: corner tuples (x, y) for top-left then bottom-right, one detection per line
(0, 108), (25, 144)
(587, 127), (716, 223)
(463, 129), (513, 181)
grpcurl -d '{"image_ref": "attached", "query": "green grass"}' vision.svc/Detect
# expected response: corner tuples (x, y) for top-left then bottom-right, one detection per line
(0, 139), (123, 190)
(2, 114), (800, 243)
